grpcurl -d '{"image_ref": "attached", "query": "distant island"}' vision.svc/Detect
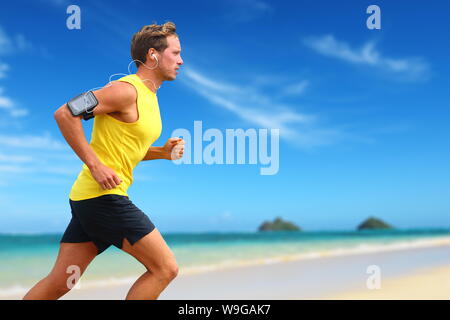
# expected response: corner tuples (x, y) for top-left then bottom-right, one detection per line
(258, 217), (301, 232)
(357, 217), (393, 230)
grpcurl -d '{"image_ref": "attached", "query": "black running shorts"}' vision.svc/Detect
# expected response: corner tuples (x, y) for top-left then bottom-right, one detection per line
(60, 194), (156, 255)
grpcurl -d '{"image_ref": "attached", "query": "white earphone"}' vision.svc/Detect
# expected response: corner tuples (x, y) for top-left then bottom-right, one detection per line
(139, 53), (159, 71)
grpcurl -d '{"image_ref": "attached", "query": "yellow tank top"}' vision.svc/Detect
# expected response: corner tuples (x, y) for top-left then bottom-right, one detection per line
(69, 74), (162, 200)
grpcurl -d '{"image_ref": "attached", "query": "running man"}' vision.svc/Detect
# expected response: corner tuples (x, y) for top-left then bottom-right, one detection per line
(23, 21), (185, 300)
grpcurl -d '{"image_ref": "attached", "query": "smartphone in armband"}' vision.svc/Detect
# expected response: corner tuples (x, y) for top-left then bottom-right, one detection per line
(66, 91), (98, 121)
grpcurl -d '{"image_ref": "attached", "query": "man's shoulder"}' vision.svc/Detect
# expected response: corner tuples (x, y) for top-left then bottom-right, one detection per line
(103, 80), (136, 102)
(92, 80), (137, 115)
(97, 80), (136, 104)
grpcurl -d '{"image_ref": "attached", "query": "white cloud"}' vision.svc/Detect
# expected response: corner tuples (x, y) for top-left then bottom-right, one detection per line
(0, 153), (34, 163)
(0, 163), (78, 176)
(0, 25), (49, 60)
(0, 27), (13, 55)
(0, 87), (28, 118)
(0, 63), (9, 79)
(304, 35), (430, 81)
(181, 67), (348, 148)
(0, 132), (68, 150)
(15, 34), (33, 51)
(0, 132), (78, 183)
(0, 164), (30, 173)
(9, 108), (28, 117)
(0, 89), (13, 108)
(282, 80), (309, 96)
(0, 139), (81, 190)
(0, 26), (34, 55)
(0, 26), (31, 118)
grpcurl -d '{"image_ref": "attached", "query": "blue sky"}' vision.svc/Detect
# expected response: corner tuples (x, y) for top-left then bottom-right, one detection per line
(0, 0), (449, 233)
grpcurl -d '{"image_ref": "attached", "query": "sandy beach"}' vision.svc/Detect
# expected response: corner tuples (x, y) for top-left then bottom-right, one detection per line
(325, 264), (450, 300)
(52, 243), (450, 300)
(2, 242), (449, 300)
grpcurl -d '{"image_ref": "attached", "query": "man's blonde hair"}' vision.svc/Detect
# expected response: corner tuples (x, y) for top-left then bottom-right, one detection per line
(131, 21), (178, 68)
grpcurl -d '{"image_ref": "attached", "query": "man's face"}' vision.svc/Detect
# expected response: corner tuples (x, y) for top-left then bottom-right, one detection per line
(156, 35), (183, 81)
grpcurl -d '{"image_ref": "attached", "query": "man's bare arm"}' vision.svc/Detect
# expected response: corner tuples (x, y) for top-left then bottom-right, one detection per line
(142, 138), (185, 161)
(54, 82), (136, 189)
(53, 105), (101, 169)
(142, 146), (170, 161)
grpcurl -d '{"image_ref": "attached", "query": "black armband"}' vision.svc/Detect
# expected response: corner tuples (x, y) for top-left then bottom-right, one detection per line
(66, 91), (98, 121)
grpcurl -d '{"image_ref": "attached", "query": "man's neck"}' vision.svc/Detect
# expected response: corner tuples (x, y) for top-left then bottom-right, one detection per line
(135, 68), (162, 94)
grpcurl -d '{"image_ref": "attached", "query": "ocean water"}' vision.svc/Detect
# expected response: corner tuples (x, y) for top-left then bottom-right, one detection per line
(1, 228), (450, 298)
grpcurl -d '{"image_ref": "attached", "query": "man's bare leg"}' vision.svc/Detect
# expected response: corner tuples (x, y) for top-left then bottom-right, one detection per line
(23, 241), (98, 300)
(121, 228), (179, 300)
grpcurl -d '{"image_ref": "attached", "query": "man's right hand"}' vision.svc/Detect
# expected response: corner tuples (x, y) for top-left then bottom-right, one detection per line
(89, 163), (123, 190)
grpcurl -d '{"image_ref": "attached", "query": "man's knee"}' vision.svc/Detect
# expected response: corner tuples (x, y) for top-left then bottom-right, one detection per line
(167, 263), (179, 280)
(153, 262), (179, 281)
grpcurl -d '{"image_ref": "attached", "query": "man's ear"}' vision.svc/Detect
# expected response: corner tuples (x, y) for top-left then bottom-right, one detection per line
(147, 48), (156, 60)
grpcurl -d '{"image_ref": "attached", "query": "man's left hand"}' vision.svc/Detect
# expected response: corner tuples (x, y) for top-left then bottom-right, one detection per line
(162, 137), (185, 160)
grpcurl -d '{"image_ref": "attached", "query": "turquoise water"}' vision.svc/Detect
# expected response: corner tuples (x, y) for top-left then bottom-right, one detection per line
(1, 228), (450, 296)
